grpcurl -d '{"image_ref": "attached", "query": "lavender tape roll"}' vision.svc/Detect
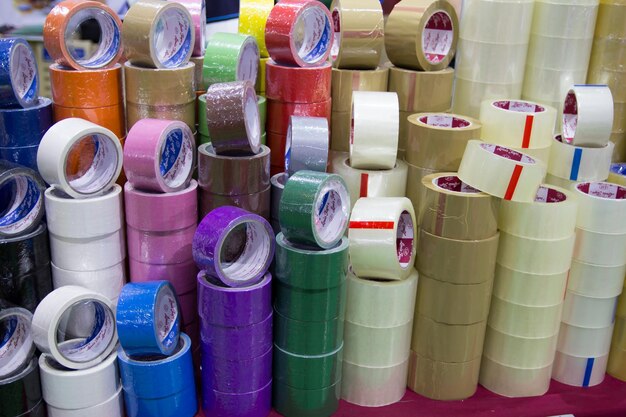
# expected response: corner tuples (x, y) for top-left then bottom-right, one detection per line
(193, 206), (274, 287)
(202, 379), (271, 417)
(201, 344), (272, 393)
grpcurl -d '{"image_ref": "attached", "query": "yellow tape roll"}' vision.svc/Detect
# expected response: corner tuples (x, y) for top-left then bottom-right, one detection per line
(388, 66), (454, 113)
(608, 316), (626, 381)
(238, 0), (273, 58)
(331, 67), (389, 113)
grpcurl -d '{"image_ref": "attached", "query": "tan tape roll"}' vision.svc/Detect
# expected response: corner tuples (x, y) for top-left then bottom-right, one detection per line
(416, 275), (492, 325)
(405, 113), (481, 170)
(190, 56), (204, 89)
(343, 321), (412, 367)
(618, 289), (626, 318)
(483, 326), (558, 369)
(416, 229), (499, 285)
(407, 350), (480, 401)
(562, 290), (618, 329)
(124, 62), (196, 105)
(385, 0), (459, 71)
(557, 322), (614, 358)
(479, 356), (552, 398)
(331, 67), (389, 113)
(488, 295), (562, 338)
(608, 316), (626, 381)
(573, 182), (626, 234)
(497, 232), (575, 275)
(341, 359), (409, 407)
(330, 111), (351, 152)
(126, 101), (195, 132)
(405, 163), (437, 225)
(568, 260), (626, 299)
(594, 0), (626, 39)
(573, 227), (626, 266)
(387, 66), (454, 113)
(398, 110), (410, 155)
(411, 314), (486, 362)
(492, 263), (568, 308)
(553, 350), (609, 387)
(588, 66), (626, 103)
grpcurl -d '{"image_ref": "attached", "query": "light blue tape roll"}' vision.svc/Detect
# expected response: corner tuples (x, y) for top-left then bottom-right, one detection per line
(116, 281), (181, 356)
(0, 38), (39, 109)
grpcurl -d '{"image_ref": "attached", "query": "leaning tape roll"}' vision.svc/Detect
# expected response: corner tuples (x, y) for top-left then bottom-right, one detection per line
(331, 67), (388, 113)
(562, 85), (614, 147)
(572, 182), (626, 234)
(0, 306), (34, 378)
(0, 160), (46, 238)
(549, 134), (614, 182)
(238, 0), (273, 58)
(0, 358), (43, 416)
(203, 32), (259, 88)
(0, 38), (38, 108)
(285, 116), (329, 176)
(266, 61), (332, 103)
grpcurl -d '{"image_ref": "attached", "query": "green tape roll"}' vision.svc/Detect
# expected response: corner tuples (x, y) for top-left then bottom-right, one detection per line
(203, 32), (260, 89)
(273, 343), (343, 390)
(274, 308), (344, 355)
(273, 379), (340, 417)
(275, 233), (348, 290)
(198, 93), (266, 138)
(279, 171), (351, 249)
(274, 278), (346, 322)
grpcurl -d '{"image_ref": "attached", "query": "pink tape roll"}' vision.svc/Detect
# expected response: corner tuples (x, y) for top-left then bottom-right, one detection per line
(127, 224), (195, 264)
(171, 0), (206, 57)
(129, 258), (198, 295)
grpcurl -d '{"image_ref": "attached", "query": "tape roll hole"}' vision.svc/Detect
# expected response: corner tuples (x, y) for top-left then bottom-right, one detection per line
(535, 186), (567, 203)
(0, 174), (42, 235)
(294, 6), (332, 65)
(64, 134), (119, 195)
(562, 91), (578, 144)
(314, 181), (350, 246)
(155, 285), (179, 351)
(480, 143), (535, 164)
(433, 175), (480, 193)
(421, 11), (454, 65)
(0, 311), (33, 376)
(577, 182), (626, 200)
(128, 335), (185, 362)
(218, 221), (272, 284)
(244, 88), (261, 151)
(396, 210), (414, 269)
(419, 115), (471, 129)
(493, 100), (545, 114)
(10, 43), (37, 102)
(159, 127), (194, 189)
(153, 8), (192, 68)
(237, 38), (259, 83)
(64, 8), (120, 68)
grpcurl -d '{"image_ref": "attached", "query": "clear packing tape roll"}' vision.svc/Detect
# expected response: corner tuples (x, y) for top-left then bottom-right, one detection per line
(483, 326), (558, 369)
(561, 290), (617, 329)
(553, 350), (608, 387)
(568, 260), (626, 298)
(573, 182), (626, 234)
(479, 355), (552, 398)
(562, 85), (614, 148)
(525, 35), (594, 71)
(549, 134), (613, 182)
(492, 263), (568, 308)
(488, 295), (562, 338)
(558, 322), (614, 358)
(497, 232), (575, 275)
(608, 316), (626, 381)
(453, 77), (523, 119)
(459, 0), (534, 43)
(341, 359), (408, 407)
(455, 41), (528, 84)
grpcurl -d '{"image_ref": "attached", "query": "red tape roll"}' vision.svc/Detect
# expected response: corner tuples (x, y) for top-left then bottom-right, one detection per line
(265, 60), (332, 103)
(266, 98), (332, 135)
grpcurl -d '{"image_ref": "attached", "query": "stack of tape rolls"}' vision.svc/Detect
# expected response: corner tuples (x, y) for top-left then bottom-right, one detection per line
(0, 357), (46, 417)
(404, 113), (481, 223)
(453, 0), (534, 118)
(408, 174), (498, 400)
(346, 197), (416, 405)
(521, 0), (599, 122)
(202, 32), (259, 89)
(274, 171), (350, 416)
(480, 185), (577, 397)
(198, 94), (266, 145)
(587, 0), (626, 160)
(553, 181), (626, 387)
(192, 206), (275, 417)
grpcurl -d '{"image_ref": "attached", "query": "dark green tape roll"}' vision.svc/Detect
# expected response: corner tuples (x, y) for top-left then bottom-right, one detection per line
(274, 308), (344, 355)
(274, 278), (346, 322)
(273, 379), (340, 417)
(273, 344), (343, 390)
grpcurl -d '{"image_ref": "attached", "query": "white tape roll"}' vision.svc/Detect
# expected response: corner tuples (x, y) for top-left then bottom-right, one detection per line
(567, 260), (626, 299)
(47, 385), (123, 417)
(483, 326), (557, 369)
(548, 134), (613, 182)
(0, 307), (34, 378)
(561, 290), (618, 329)
(285, 116), (329, 176)
(348, 197), (416, 280)
(492, 263), (568, 308)
(488, 295), (562, 338)
(479, 356), (552, 398)
(51, 261), (125, 302)
(572, 182), (626, 234)
(343, 321), (412, 367)
(49, 229), (126, 271)
(497, 232), (575, 275)
(31, 286), (117, 370)
(455, 42), (527, 84)
(562, 85), (614, 147)
(572, 227), (626, 266)
(37, 118), (123, 199)
(557, 322), (614, 358)
(349, 91), (399, 170)
(552, 350), (608, 387)
(458, 140), (546, 202)
(479, 99), (557, 149)
(341, 359), (408, 407)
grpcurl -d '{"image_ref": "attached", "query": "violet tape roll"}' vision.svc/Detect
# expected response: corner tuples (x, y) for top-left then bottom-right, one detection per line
(274, 278), (346, 322)
(274, 308), (345, 355)
(193, 206), (274, 287)
(116, 281), (181, 357)
(171, 0), (206, 57)
(124, 119), (195, 193)
(203, 379), (272, 417)
(0, 306), (34, 379)
(31, 286), (118, 370)
(549, 134), (614, 182)
(341, 359), (408, 407)
(274, 343), (343, 390)
(46, 385), (123, 417)
(0, 38), (39, 108)
(0, 160), (46, 238)
(201, 343), (272, 393)
(0, 358), (43, 417)
(202, 32), (259, 89)
(199, 187), (271, 220)
(127, 225), (195, 264)
(552, 351), (608, 387)
(52, 261), (125, 305)
(572, 182), (626, 234)
(130, 259), (197, 295)
(273, 379), (340, 417)
(205, 81), (261, 155)
(270, 172), (288, 232)
(285, 116), (329, 176)
(562, 85), (614, 148)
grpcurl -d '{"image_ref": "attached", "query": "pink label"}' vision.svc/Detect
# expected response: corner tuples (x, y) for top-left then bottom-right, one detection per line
(577, 182), (626, 200)
(396, 211), (414, 268)
(434, 175), (481, 193)
(422, 11), (453, 64)
(480, 143), (535, 164)
(420, 115), (471, 129)
(493, 100), (545, 113)
(535, 186), (567, 203)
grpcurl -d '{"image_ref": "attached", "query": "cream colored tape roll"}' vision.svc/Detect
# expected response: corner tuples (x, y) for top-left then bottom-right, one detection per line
(557, 322), (614, 357)
(124, 62), (196, 105)
(572, 227), (626, 266)
(479, 356), (552, 398)
(458, 141), (546, 202)
(561, 290), (618, 328)
(588, 66), (626, 102)
(512, 144), (552, 166)
(562, 85), (614, 147)
(492, 263), (568, 308)
(343, 321), (412, 367)
(552, 350), (608, 387)
(330, 152), (408, 208)
(573, 182), (626, 234)
(329, 0), (384, 70)
(522, 66), (587, 105)
(405, 163), (437, 223)
(456, 41), (528, 84)
(452, 77), (523, 119)
(406, 113), (481, 170)
(420, 173), (497, 240)
(497, 232), (575, 275)
(416, 275), (492, 325)
(349, 91), (399, 170)
(483, 326), (558, 369)
(387, 66), (454, 113)
(545, 173), (578, 190)
(488, 295), (562, 338)
(459, 0), (534, 44)
(608, 319), (626, 381)
(549, 134), (613, 182)
(531, 0), (599, 38)
(568, 260), (626, 299)
(348, 197), (416, 280)
(341, 359), (408, 407)
(411, 314), (486, 362)
(479, 100), (556, 149)
(526, 35), (594, 71)
(47, 385), (123, 417)
(417, 229), (499, 285)
(49, 230), (126, 271)
(609, 164), (626, 186)
(345, 268), (418, 328)
(331, 67), (389, 113)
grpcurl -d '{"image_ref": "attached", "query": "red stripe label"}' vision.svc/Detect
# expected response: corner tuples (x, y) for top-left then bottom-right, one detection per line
(522, 114), (534, 148)
(359, 173), (368, 198)
(504, 165), (523, 201)
(349, 221), (395, 230)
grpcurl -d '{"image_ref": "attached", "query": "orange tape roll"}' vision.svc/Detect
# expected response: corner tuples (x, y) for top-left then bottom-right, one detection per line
(53, 104), (126, 139)
(49, 64), (123, 108)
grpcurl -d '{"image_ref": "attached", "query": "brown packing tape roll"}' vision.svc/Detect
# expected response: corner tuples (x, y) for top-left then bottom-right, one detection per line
(124, 62), (196, 105)
(190, 56), (204, 89)
(614, 102), (626, 132)
(387, 66), (454, 112)
(126, 101), (196, 132)
(608, 316), (626, 381)
(594, 0), (626, 39)
(49, 64), (123, 108)
(416, 229), (499, 284)
(199, 187), (271, 220)
(331, 67), (389, 113)
(420, 173), (498, 240)
(411, 314), (486, 362)
(613, 131), (626, 162)
(53, 104), (126, 138)
(407, 350), (480, 401)
(405, 163), (437, 224)
(330, 111), (351, 152)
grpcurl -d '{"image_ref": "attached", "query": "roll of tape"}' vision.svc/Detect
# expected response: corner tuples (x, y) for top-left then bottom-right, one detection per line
(200, 311), (272, 361)
(388, 66), (454, 113)
(385, 0), (458, 71)
(49, 230), (125, 271)
(349, 91), (399, 170)
(458, 140), (546, 202)
(171, 0), (206, 57)
(550, 135), (615, 183)
(329, 110), (350, 152)
(129, 259), (197, 296)
(198, 187), (271, 220)
(492, 263), (568, 308)
(488, 295), (562, 338)
(341, 359), (408, 407)
(562, 290), (617, 329)
(343, 321), (412, 367)
(562, 85), (614, 147)
(124, 62), (195, 106)
(47, 385), (123, 417)
(479, 356), (552, 398)
(273, 379), (340, 417)
(405, 113), (481, 170)
(265, 0), (333, 67)
(256, 57), (268, 94)
(274, 278), (345, 323)
(0, 97), (52, 148)
(44, 0), (122, 70)
(178, 289), (197, 326)
(609, 317), (626, 380)
(573, 227), (626, 266)
(525, 34), (595, 72)
(0, 358), (43, 416)
(568, 260), (626, 299)
(205, 81), (261, 155)
(122, 0), (194, 69)
(49, 64), (122, 108)
(545, 173), (578, 192)
(483, 326), (558, 369)
(53, 103), (125, 139)
(405, 162), (437, 223)
(285, 116), (329, 175)
(452, 77), (523, 119)
(266, 60), (332, 103)
(52, 261), (125, 302)
(0, 38), (38, 108)
(412, 314), (486, 362)
(270, 172), (287, 229)
(0, 306), (34, 378)
(348, 197), (416, 280)
(274, 343), (343, 390)
(238, 0), (273, 58)
(609, 163), (626, 186)
(459, 0), (533, 43)
(0, 160), (45, 238)
(267, 98), (332, 136)
(31, 286), (117, 370)
(552, 350), (608, 387)
(558, 322), (614, 358)
(456, 41), (528, 84)
(331, 67), (388, 113)
(190, 56), (204, 89)
(203, 32), (259, 88)
(202, 379), (271, 417)
(497, 232), (575, 275)
(126, 102), (196, 132)
(573, 182), (626, 234)
(274, 309), (344, 355)
(124, 385), (197, 417)
(329, 0), (384, 70)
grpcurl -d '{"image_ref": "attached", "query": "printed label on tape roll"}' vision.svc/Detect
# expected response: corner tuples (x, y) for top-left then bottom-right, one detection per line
(0, 39), (39, 108)
(562, 85), (614, 147)
(0, 307), (34, 378)
(0, 162), (45, 237)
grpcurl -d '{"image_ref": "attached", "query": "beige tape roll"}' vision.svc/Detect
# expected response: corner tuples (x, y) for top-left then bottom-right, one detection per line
(549, 134), (614, 182)
(483, 325), (558, 368)
(545, 173), (578, 190)
(330, 111), (351, 152)
(416, 275), (492, 325)
(618, 290), (626, 318)
(385, 0), (459, 71)
(341, 359), (408, 407)
(398, 110), (410, 155)
(492, 263), (568, 308)
(557, 322), (614, 357)
(568, 260), (626, 298)
(190, 56), (204, 89)
(416, 229), (499, 284)
(552, 350), (608, 387)
(572, 227), (626, 266)
(331, 67), (389, 113)
(420, 173), (498, 240)
(124, 63), (196, 105)
(405, 113), (481, 170)
(562, 290), (618, 329)
(126, 101), (196, 132)
(343, 321), (412, 367)
(411, 314), (486, 362)
(455, 41), (528, 84)
(405, 163), (437, 223)
(329, 0), (384, 70)
(458, 141), (546, 202)
(497, 232), (575, 275)
(452, 77), (523, 119)
(572, 182), (626, 234)
(387, 66), (454, 113)
(479, 356), (552, 398)
(329, 152), (408, 208)
(407, 350), (480, 401)
(588, 66), (626, 102)
(488, 295), (562, 338)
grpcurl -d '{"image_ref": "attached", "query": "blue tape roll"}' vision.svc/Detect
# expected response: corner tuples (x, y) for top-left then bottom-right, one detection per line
(0, 38), (39, 108)
(0, 97), (52, 148)
(124, 385), (197, 417)
(0, 160), (46, 238)
(116, 281), (181, 356)
(0, 144), (39, 171)
(611, 163), (626, 177)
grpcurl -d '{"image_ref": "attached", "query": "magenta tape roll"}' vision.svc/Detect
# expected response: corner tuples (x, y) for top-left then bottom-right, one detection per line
(201, 344), (272, 393)
(202, 379), (272, 417)
(178, 289), (198, 326)
(124, 181), (197, 231)
(200, 311), (272, 361)
(130, 258), (198, 295)
(127, 224), (195, 264)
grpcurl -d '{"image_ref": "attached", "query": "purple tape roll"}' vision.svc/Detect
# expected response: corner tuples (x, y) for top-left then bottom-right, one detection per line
(192, 206), (275, 287)
(201, 344), (272, 393)
(202, 379), (272, 417)
(200, 311), (272, 361)
(127, 224), (195, 264)
(130, 258), (197, 295)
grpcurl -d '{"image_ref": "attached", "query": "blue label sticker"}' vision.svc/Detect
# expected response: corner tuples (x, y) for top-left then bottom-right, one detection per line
(160, 130), (183, 177)
(0, 178), (40, 227)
